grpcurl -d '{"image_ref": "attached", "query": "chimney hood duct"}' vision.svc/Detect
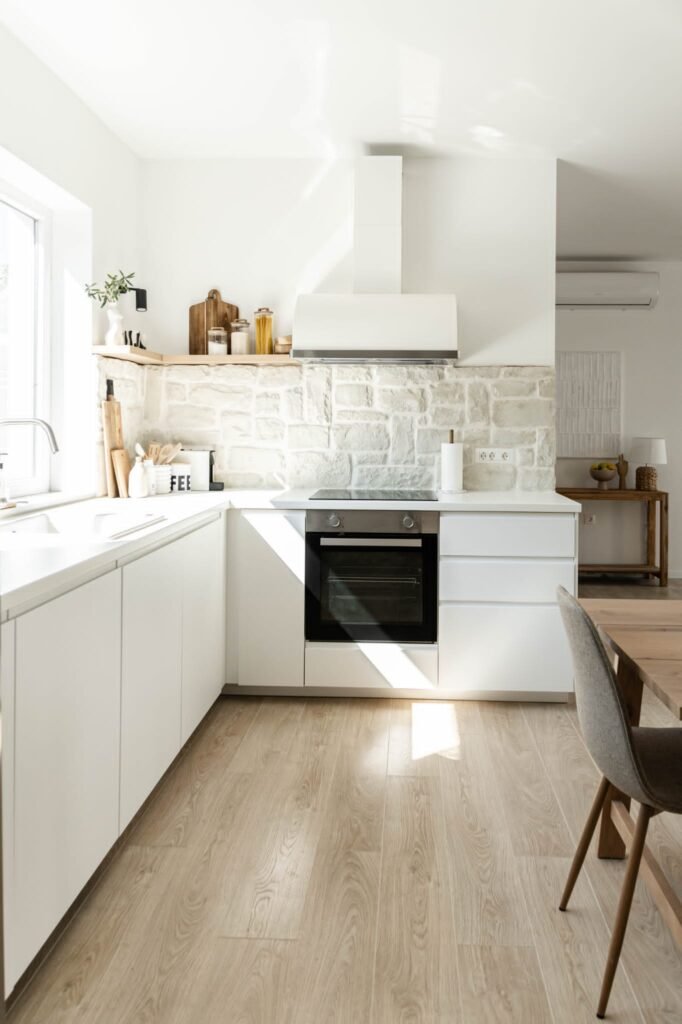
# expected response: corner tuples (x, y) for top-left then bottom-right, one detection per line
(292, 156), (458, 363)
(292, 293), (458, 363)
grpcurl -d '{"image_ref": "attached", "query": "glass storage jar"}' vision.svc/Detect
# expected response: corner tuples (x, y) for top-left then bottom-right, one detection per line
(254, 307), (274, 355)
(207, 327), (228, 355)
(230, 318), (251, 355)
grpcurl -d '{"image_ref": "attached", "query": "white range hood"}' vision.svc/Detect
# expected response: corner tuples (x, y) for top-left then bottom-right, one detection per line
(292, 292), (458, 362)
(292, 156), (458, 363)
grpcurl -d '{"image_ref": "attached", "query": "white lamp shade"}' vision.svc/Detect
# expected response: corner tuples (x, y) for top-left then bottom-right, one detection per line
(630, 436), (667, 465)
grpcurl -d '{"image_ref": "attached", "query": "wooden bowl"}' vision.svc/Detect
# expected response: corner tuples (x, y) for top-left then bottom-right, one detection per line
(590, 467), (617, 490)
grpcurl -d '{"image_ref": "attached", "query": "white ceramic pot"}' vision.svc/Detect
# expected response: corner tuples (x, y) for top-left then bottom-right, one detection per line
(105, 303), (124, 346)
(153, 465), (172, 494)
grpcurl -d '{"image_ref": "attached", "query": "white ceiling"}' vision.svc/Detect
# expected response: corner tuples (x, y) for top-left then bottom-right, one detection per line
(2, 0), (682, 258)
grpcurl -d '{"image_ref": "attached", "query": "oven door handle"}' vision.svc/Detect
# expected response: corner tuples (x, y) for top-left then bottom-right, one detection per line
(319, 537), (422, 547)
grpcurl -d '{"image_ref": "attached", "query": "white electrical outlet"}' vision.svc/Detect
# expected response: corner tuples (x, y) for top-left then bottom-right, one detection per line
(583, 512), (597, 526)
(475, 447), (515, 464)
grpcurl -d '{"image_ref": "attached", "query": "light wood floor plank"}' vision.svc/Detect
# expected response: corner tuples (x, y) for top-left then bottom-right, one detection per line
(372, 776), (460, 1023)
(457, 945), (552, 1024)
(520, 854), (644, 1023)
(438, 702), (535, 948)
(217, 744), (339, 940)
(283, 846), (382, 1023)
(9, 694), (682, 1023)
(479, 701), (573, 858)
(8, 846), (172, 1024)
(387, 699), (441, 777)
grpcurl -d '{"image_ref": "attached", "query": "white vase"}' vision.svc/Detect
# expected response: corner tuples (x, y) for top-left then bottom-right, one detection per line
(105, 303), (124, 346)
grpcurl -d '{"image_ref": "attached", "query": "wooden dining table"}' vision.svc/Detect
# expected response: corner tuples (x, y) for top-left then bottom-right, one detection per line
(581, 598), (682, 947)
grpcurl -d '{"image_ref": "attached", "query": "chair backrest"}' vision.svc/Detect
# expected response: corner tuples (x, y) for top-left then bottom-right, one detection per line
(556, 587), (651, 805)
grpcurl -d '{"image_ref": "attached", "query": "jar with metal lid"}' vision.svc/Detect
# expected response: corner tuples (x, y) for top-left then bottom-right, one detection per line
(254, 307), (274, 355)
(230, 317), (251, 355)
(207, 326), (228, 355)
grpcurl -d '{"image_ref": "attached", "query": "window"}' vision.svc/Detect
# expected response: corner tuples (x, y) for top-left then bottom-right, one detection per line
(0, 195), (50, 495)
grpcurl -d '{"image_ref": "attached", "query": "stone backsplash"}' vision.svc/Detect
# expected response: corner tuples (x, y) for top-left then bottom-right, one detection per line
(97, 359), (556, 491)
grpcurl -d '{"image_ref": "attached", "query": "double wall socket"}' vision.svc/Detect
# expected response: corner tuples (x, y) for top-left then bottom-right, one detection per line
(475, 448), (514, 464)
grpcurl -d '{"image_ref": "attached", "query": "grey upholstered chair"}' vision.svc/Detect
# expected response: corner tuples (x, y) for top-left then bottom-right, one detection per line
(556, 586), (682, 1019)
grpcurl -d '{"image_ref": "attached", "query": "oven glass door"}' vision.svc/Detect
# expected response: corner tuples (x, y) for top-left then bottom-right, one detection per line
(305, 534), (437, 643)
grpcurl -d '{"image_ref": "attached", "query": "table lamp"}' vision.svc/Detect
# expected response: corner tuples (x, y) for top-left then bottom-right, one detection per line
(630, 437), (667, 491)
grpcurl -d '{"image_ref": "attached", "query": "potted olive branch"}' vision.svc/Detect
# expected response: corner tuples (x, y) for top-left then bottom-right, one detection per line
(85, 271), (135, 346)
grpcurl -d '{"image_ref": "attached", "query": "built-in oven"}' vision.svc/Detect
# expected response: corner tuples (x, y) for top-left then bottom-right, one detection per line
(305, 510), (438, 643)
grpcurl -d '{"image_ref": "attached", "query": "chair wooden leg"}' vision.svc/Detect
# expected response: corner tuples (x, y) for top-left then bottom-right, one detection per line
(597, 802), (654, 1019)
(560, 776), (610, 911)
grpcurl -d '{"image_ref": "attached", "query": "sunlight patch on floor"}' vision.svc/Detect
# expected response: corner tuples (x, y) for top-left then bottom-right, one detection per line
(411, 701), (461, 760)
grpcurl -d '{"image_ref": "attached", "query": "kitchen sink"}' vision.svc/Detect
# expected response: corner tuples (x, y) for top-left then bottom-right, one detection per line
(0, 513), (60, 535)
(0, 510), (167, 540)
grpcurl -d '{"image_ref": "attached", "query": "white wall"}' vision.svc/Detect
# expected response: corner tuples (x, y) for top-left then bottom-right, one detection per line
(141, 156), (557, 363)
(403, 157), (556, 366)
(0, 24), (142, 493)
(556, 261), (682, 576)
(140, 158), (354, 354)
(0, 24), (141, 339)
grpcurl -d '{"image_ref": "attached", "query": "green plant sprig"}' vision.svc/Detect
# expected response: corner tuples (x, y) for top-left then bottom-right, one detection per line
(85, 270), (135, 308)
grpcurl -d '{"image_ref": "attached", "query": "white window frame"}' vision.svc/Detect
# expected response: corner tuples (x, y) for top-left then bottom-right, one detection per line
(0, 182), (54, 497)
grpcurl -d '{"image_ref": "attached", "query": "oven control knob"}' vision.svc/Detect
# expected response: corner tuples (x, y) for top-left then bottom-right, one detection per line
(327, 513), (341, 528)
(402, 514), (415, 530)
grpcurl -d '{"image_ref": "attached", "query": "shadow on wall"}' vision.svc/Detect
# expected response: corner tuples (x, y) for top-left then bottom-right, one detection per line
(557, 160), (682, 261)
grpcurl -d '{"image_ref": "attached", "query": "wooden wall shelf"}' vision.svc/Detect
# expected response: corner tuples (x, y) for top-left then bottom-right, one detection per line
(92, 345), (299, 367)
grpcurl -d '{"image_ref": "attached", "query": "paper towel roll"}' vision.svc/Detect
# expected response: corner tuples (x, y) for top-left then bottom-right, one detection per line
(440, 442), (464, 492)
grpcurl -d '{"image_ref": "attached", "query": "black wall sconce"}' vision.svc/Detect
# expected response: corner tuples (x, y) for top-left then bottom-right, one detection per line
(133, 288), (147, 312)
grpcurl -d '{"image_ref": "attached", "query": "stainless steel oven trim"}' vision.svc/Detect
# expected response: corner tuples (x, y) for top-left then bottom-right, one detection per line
(320, 537), (422, 547)
(306, 510), (439, 535)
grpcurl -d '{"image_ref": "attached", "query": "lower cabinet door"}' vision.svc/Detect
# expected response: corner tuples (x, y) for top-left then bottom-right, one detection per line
(180, 516), (226, 743)
(233, 511), (305, 687)
(438, 603), (573, 694)
(12, 571), (122, 989)
(121, 542), (182, 830)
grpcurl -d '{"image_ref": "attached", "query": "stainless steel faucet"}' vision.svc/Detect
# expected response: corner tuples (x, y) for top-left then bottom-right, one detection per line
(0, 417), (59, 453)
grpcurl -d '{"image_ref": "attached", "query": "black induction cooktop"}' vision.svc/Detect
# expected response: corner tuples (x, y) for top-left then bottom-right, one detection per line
(309, 489), (439, 502)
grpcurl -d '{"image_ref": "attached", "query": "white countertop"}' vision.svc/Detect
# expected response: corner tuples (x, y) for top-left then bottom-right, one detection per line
(0, 488), (579, 620)
(268, 489), (581, 514)
(0, 494), (227, 620)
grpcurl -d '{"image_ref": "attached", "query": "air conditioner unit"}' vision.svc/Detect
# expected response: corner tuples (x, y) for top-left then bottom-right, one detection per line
(556, 272), (659, 309)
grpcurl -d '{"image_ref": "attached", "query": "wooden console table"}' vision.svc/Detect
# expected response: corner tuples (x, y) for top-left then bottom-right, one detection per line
(556, 488), (668, 586)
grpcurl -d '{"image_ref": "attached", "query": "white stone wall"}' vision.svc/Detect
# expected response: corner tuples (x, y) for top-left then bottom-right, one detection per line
(97, 359), (555, 491)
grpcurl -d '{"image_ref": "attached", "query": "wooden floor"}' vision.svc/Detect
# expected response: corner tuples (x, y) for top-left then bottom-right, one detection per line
(8, 688), (682, 1023)
(580, 577), (682, 600)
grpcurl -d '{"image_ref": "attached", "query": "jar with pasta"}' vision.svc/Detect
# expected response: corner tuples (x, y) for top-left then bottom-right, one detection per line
(254, 307), (274, 355)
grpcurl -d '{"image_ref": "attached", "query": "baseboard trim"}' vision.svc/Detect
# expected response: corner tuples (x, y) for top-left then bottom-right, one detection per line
(220, 684), (570, 702)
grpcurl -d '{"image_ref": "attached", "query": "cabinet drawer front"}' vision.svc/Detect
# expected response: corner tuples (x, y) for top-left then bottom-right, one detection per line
(439, 558), (575, 603)
(305, 643), (438, 690)
(438, 603), (572, 693)
(440, 513), (575, 558)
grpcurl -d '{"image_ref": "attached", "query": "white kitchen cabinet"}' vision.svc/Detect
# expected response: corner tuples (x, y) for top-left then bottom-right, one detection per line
(120, 542), (182, 830)
(11, 570), (121, 989)
(232, 510), (305, 687)
(439, 557), (575, 604)
(180, 516), (226, 742)
(438, 602), (573, 694)
(440, 512), (575, 559)
(1, 619), (15, 996)
(305, 642), (438, 690)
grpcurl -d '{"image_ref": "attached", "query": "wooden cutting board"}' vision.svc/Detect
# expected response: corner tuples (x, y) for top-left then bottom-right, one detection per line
(102, 383), (124, 497)
(189, 288), (238, 355)
(111, 449), (131, 499)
